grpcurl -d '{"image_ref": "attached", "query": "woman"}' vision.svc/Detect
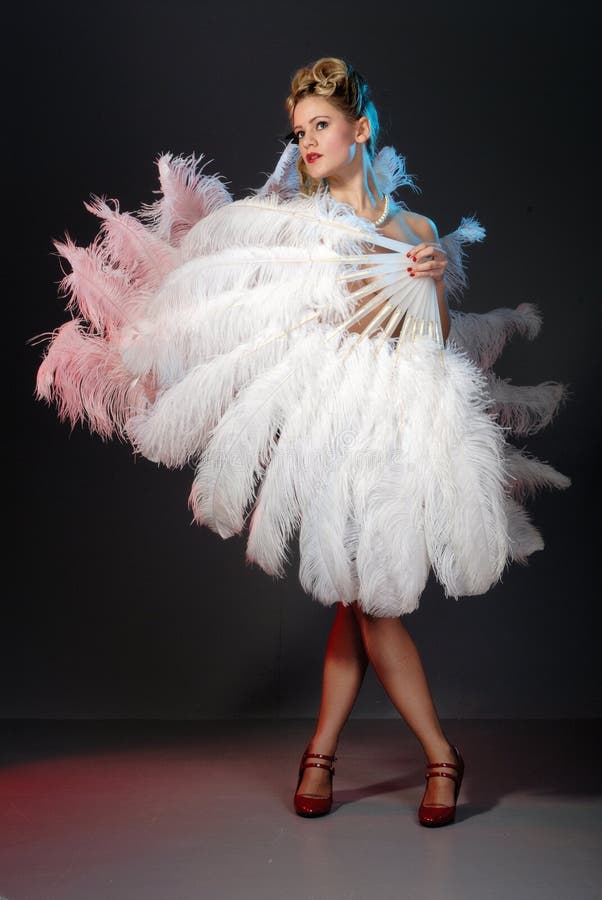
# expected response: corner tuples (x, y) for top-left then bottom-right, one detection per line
(36, 57), (570, 828)
(285, 58), (463, 826)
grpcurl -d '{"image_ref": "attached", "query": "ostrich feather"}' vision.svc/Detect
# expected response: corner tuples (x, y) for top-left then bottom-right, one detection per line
(126, 326), (309, 468)
(372, 145), (419, 197)
(179, 190), (424, 264)
(84, 196), (177, 289)
(416, 342), (509, 597)
(254, 142), (301, 200)
(351, 345), (431, 615)
(118, 243), (353, 388)
(139, 152), (232, 245)
(53, 235), (142, 333)
(449, 303), (542, 370)
(504, 445), (571, 500)
(486, 373), (568, 436)
(504, 497), (545, 561)
(440, 215), (486, 305)
(249, 333), (374, 596)
(36, 319), (149, 438)
(192, 331), (329, 543)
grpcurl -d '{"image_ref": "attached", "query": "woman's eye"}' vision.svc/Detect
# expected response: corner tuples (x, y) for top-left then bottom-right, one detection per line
(293, 131), (304, 142)
(316, 121), (328, 130)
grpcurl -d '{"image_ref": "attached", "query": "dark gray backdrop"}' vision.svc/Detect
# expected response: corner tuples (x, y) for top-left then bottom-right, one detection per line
(7, 0), (599, 719)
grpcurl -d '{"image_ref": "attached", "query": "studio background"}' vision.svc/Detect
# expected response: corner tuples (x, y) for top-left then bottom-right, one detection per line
(7, 0), (598, 720)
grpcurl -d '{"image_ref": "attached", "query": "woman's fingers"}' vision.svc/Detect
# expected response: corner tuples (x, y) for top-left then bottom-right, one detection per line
(405, 242), (447, 279)
(406, 242), (430, 258)
(405, 241), (443, 260)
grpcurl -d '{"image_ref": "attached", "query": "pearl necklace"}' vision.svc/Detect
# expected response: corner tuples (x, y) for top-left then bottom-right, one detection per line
(322, 183), (391, 228)
(373, 193), (390, 227)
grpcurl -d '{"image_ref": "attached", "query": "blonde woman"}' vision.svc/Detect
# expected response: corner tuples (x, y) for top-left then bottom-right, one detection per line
(286, 57), (461, 826)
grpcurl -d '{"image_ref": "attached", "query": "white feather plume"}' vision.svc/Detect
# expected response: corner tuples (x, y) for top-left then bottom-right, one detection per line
(440, 215), (486, 304)
(504, 497), (545, 561)
(254, 142), (301, 200)
(449, 303), (542, 370)
(486, 373), (568, 436)
(504, 445), (571, 500)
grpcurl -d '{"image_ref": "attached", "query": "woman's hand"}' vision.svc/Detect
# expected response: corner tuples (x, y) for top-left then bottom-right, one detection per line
(406, 242), (447, 284)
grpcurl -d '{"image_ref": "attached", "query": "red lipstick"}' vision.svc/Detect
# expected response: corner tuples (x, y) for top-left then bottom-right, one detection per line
(306, 153), (322, 164)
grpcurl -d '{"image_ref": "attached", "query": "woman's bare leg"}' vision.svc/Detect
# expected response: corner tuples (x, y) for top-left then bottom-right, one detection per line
(352, 605), (458, 808)
(296, 601), (369, 798)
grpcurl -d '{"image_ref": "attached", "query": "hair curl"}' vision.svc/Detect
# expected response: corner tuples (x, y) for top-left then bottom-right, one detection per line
(286, 57), (380, 195)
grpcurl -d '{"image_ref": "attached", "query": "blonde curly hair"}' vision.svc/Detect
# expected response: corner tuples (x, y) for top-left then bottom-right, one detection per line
(286, 57), (380, 195)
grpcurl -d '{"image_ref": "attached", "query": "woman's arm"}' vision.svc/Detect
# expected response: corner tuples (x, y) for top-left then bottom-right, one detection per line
(406, 216), (450, 343)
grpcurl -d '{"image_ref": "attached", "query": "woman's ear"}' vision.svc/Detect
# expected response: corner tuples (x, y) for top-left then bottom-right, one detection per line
(355, 116), (371, 144)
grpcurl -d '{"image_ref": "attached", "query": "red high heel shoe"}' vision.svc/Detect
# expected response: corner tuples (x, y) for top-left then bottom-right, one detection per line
(293, 746), (337, 818)
(418, 744), (464, 827)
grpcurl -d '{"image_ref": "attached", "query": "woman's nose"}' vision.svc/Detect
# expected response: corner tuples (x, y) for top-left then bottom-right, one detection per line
(301, 132), (316, 149)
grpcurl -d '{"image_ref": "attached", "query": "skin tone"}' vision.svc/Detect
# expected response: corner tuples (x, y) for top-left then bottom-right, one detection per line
(292, 95), (460, 812)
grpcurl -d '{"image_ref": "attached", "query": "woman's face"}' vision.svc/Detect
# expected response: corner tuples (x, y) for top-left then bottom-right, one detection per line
(292, 96), (368, 181)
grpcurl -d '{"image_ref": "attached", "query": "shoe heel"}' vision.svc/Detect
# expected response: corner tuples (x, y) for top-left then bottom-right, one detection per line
(294, 746), (337, 818)
(418, 744), (464, 828)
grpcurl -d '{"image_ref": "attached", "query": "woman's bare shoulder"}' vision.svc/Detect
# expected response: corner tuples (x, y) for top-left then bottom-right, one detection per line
(394, 207), (439, 242)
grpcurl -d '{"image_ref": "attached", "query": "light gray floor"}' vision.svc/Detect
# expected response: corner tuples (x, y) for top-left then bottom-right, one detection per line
(1, 718), (600, 900)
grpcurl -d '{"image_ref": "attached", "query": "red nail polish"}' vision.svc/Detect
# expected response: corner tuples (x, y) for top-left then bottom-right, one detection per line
(407, 266), (413, 271)
(412, 256), (418, 262)
(410, 272), (415, 277)
(406, 251), (411, 257)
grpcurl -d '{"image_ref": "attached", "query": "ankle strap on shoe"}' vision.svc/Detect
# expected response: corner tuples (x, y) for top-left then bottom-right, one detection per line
(300, 760), (336, 775)
(424, 769), (458, 782)
(302, 749), (337, 763)
(424, 759), (459, 771)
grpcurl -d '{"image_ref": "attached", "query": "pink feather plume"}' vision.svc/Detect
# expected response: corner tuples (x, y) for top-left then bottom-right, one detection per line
(139, 152), (233, 246)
